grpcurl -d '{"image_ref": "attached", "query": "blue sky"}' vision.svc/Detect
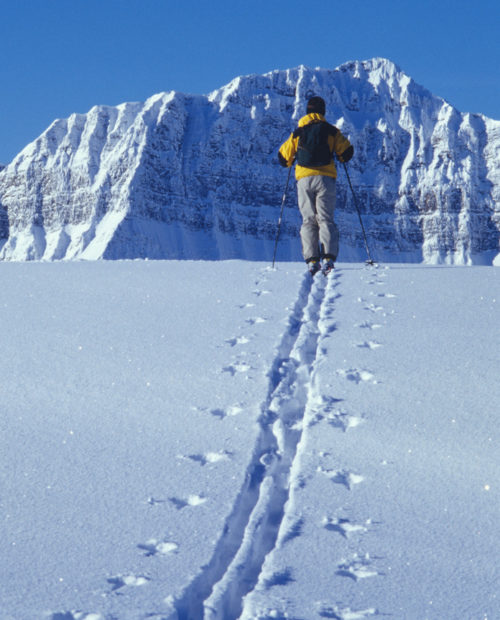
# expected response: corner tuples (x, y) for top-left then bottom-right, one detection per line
(1, 0), (499, 164)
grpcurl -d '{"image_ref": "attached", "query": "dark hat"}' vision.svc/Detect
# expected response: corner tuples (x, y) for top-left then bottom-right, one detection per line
(306, 96), (326, 115)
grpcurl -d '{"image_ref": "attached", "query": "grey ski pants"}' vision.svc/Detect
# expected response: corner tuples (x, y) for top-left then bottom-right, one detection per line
(297, 175), (339, 262)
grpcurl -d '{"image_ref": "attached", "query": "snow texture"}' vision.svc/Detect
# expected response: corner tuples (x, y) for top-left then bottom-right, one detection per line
(0, 58), (499, 264)
(1, 260), (499, 619)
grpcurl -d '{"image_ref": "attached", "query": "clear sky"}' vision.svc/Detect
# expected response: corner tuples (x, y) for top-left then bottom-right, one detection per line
(1, 0), (499, 164)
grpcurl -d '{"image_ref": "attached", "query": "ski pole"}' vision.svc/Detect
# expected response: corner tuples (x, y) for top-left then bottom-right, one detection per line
(272, 165), (293, 268)
(342, 162), (375, 265)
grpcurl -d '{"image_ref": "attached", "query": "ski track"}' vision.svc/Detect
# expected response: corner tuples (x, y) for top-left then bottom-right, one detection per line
(173, 268), (330, 619)
(48, 265), (392, 620)
(237, 264), (392, 619)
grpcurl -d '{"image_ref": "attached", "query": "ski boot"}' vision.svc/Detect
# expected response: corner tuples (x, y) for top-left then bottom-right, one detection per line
(322, 259), (335, 275)
(308, 259), (321, 277)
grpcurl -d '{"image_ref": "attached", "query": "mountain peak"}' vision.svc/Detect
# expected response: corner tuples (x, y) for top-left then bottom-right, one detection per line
(0, 61), (499, 264)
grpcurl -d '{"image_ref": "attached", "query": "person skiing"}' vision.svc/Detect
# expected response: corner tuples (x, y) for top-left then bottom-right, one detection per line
(278, 96), (353, 275)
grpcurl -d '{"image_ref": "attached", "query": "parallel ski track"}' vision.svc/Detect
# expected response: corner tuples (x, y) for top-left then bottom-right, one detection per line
(174, 270), (334, 619)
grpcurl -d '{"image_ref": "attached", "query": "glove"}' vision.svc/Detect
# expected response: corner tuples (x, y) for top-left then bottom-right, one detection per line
(338, 145), (354, 163)
(278, 152), (289, 168)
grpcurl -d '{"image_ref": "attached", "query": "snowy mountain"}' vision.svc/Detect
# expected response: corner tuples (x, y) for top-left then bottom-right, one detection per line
(0, 58), (499, 263)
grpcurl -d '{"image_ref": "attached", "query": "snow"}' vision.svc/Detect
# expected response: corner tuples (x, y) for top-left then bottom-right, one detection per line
(1, 260), (499, 620)
(2, 58), (499, 264)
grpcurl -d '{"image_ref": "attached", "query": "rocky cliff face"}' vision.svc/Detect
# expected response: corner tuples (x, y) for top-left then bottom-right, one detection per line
(0, 58), (499, 263)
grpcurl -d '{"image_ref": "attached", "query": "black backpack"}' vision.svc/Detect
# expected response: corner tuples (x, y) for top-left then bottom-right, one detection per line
(293, 121), (338, 167)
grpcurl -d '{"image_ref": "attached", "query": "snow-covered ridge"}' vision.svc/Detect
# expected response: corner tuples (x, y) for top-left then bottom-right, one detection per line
(0, 58), (499, 263)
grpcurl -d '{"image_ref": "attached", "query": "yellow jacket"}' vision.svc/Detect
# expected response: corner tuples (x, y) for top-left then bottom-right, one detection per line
(278, 113), (353, 180)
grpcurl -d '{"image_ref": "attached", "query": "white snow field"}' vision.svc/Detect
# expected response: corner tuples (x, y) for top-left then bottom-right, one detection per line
(1, 260), (499, 620)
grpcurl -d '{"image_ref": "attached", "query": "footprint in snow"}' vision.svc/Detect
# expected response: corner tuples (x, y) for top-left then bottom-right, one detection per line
(138, 538), (179, 557)
(337, 368), (378, 384)
(246, 316), (267, 325)
(309, 393), (344, 412)
(318, 467), (364, 490)
(355, 340), (382, 350)
(364, 303), (384, 313)
(317, 604), (377, 619)
(107, 574), (150, 591)
(180, 450), (232, 466)
(308, 410), (362, 432)
(169, 494), (207, 509)
(309, 396), (357, 429)
(225, 335), (251, 346)
(372, 292), (396, 298)
(336, 553), (379, 581)
(368, 272), (387, 286)
(322, 516), (370, 538)
(357, 321), (382, 330)
(210, 404), (243, 419)
(222, 361), (251, 375)
(325, 410), (364, 432)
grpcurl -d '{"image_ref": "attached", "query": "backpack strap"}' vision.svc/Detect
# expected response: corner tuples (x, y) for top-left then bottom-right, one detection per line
(293, 121), (338, 140)
(293, 121), (339, 167)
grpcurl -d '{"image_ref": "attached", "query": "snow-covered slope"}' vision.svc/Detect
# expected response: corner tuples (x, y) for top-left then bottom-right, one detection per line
(1, 261), (499, 619)
(0, 58), (499, 263)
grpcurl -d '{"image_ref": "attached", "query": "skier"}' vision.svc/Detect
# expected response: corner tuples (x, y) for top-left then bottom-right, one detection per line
(278, 96), (353, 275)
